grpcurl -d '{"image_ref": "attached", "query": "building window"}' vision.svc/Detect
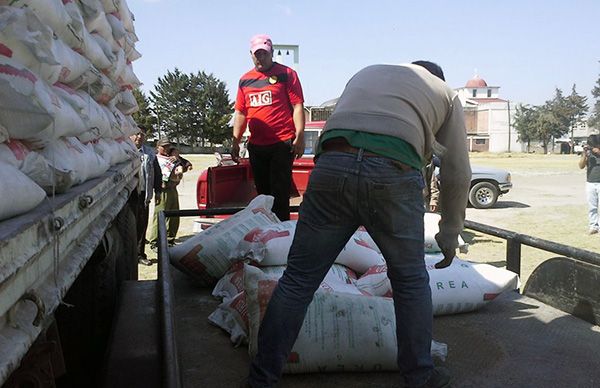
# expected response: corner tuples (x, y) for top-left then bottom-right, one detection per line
(487, 89), (492, 97)
(472, 89), (477, 98)
(475, 139), (486, 145)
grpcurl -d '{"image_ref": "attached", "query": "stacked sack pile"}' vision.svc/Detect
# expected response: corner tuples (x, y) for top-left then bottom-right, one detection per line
(170, 196), (520, 373)
(0, 0), (141, 221)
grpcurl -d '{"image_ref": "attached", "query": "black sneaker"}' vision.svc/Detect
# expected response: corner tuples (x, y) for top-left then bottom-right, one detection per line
(416, 366), (451, 388)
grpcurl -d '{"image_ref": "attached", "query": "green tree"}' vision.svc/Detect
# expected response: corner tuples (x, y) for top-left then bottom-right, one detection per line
(536, 103), (562, 153)
(132, 88), (157, 135)
(149, 68), (191, 144)
(589, 67), (600, 130)
(190, 71), (233, 147)
(565, 84), (588, 150)
(513, 104), (539, 152)
(149, 68), (232, 147)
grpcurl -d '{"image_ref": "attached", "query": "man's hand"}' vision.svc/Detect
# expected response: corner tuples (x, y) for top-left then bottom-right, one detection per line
(231, 141), (240, 163)
(434, 232), (457, 269)
(155, 196), (161, 206)
(291, 135), (305, 159)
(434, 247), (455, 269)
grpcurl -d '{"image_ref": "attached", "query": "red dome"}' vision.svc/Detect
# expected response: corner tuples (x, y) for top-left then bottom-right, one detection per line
(465, 76), (488, 88)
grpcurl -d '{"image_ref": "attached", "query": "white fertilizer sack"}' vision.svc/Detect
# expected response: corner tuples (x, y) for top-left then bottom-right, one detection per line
(244, 264), (447, 373)
(168, 195), (280, 286)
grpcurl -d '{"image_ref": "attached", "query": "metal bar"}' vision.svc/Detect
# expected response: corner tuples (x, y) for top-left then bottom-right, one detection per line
(465, 220), (600, 267)
(157, 210), (182, 388)
(506, 239), (522, 276)
(164, 205), (301, 218)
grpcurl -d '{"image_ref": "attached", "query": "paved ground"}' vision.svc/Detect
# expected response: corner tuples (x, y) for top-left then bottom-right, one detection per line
(465, 169), (585, 226)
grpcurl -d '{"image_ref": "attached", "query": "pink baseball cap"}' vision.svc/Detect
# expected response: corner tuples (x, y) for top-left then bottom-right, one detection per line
(250, 34), (273, 54)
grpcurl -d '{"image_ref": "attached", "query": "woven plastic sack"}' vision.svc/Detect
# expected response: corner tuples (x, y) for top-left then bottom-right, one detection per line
(0, 161), (46, 221)
(355, 254), (520, 315)
(6, 0), (82, 49)
(232, 221), (385, 275)
(209, 263), (361, 346)
(244, 264), (447, 373)
(0, 139), (72, 193)
(168, 195), (280, 286)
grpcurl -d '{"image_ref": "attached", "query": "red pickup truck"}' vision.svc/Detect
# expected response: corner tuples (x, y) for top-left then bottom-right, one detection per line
(196, 121), (324, 211)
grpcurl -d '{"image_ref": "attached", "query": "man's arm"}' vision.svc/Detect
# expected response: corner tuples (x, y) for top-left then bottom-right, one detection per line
(579, 148), (589, 169)
(232, 110), (247, 162)
(152, 157), (162, 205)
(433, 97), (471, 268)
(291, 103), (305, 158)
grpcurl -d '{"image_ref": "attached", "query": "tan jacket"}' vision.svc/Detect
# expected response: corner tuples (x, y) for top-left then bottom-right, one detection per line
(323, 64), (471, 249)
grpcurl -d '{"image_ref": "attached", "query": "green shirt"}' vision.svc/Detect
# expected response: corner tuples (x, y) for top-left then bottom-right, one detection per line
(316, 129), (423, 170)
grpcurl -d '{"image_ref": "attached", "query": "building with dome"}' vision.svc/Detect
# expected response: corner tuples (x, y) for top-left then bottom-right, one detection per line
(455, 75), (521, 153)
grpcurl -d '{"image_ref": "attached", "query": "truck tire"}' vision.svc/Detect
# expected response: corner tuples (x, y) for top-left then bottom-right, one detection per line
(469, 182), (498, 209)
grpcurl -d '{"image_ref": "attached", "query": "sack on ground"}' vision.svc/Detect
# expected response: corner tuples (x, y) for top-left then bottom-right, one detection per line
(355, 254), (520, 315)
(244, 264), (446, 373)
(168, 195), (280, 286)
(209, 263), (362, 346)
(232, 221), (385, 275)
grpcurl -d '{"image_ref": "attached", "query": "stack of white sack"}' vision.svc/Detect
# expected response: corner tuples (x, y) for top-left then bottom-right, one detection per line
(167, 197), (449, 373)
(229, 217), (519, 314)
(206, 261), (448, 373)
(243, 264), (448, 374)
(0, 0), (143, 220)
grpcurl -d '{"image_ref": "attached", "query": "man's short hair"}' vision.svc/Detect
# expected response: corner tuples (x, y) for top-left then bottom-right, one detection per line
(411, 60), (445, 81)
(588, 134), (599, 147)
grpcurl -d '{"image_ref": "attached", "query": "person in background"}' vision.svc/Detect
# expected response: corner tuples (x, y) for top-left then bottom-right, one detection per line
(149, 137), (180, 248)
(130, 126), (161, 266)
(579, 134), (600, 234)
(169, 147), (193, 173)
(231, 33), (305, 221)
(424, 155), (441, 212)
(244, 61), (471, 388)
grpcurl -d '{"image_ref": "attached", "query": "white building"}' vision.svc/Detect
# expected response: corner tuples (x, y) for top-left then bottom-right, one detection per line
(455, 75), (521, 153)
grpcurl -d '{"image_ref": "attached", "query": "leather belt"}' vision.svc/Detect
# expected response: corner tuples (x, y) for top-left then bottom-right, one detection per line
(321, 138), (380, 157)
(321, 138), (413, 171)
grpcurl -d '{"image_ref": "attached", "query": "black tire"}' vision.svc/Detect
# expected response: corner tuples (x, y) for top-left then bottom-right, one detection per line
(469, 182), (498, 209)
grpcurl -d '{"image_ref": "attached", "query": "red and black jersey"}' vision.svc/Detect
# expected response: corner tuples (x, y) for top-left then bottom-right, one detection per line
(235, 62), (304, 146)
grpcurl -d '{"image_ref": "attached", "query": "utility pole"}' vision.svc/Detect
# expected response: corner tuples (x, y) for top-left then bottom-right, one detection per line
(507, 100), (511, 153)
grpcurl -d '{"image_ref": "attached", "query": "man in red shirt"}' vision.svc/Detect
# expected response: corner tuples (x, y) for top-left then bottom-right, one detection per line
(231, 34), (305, 221)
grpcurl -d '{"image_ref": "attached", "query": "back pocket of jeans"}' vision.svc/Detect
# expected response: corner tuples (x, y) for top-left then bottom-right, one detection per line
(300, 169), (346, 226)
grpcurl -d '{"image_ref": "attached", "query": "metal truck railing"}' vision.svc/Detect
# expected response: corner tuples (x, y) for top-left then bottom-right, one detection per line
(463, 219), (600, 276)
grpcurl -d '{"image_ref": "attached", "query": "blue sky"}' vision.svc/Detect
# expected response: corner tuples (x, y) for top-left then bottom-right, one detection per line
(129, 0), (599, 109)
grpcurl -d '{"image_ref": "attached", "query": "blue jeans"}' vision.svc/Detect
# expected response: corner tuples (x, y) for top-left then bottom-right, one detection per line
(586, 182), (600, 230)
(248, 151), (433, 387)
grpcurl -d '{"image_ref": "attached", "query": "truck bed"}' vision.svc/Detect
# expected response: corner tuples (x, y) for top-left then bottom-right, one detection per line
(172, 268), (600, 388)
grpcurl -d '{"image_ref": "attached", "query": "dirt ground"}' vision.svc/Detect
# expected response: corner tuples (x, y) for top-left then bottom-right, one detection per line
(139, 153), (598, 286)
